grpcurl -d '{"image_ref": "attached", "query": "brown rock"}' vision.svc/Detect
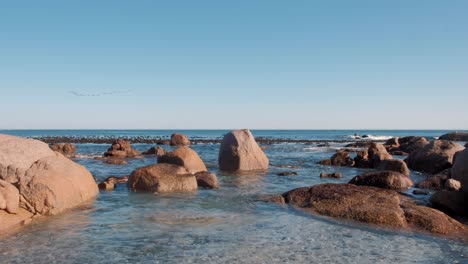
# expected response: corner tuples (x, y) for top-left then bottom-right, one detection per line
(451, 148), (468, 192)
(368, 143), (393, 168)
(158, 146), (207, 173)
(195, 171), (219, 189)
(98, 181), (115, 191)
(439, 132), (468, 141)
(262, 194), (286, 204)
(344, 142), (373, 148)
(430, 190), (468, 216)
(156, 140), (171, 146)
(218, 129), (269, 172)
(127, 163), (197, 193)
(49, 143), (76, 158)
(390, 151), (409, 156)
(416, 173), (447, 191)
(354, 149), (372, 168)
(406, 140), (464, 174)
(277, 171), (298, 176)
(317, 159), (332, 166)
(0, 179), (19, 214)
(398, 136), (430, 154)
(320, 172), (342, 178)
(281, 183), (465, 235)
(413, 189), (430, 195)
(103, 158), (128, 165)
(376, 159), (410, 176)
(170, 133), (191, 146)
(330, 150), (354, 167)
(104, 175), (128, 184)
(103, 139), (142, 158)
(142, 146), (167, 157)
(349, 171), (413, 190)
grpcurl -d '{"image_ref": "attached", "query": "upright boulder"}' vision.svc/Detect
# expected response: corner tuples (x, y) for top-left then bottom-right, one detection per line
(451, 148), (468, 192)
(127, 163), (197, 193)
(330, 150), (354, 167)
(376, 159), (410, 176)
(103, 139), (141, 158)
(368, 143), (392, 167)
(218, 129), (269, 172)
(170, 133), (191, 146)
(49, 143), (76, 158)
(349, 171), (413, 190)
(398, 136), (430, 154)
(439, 132), (468, 141)
(406, 140), (464, 174)
(158, 147), (207, 173)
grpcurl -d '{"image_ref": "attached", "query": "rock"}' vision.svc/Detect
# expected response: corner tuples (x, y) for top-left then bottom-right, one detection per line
(439, 132), (468, 141)
(354, 149), (372, 168)
(18, 152), (99, 215)
(0, 134), (56, 183)
(450, 148), (468, 192)
(376, 159), (410, 176)
(218, 129), (269, 172)
(320, 172), (342, 178)
(281, 183), (465, 235)
(98, 181), (115, 191)
(0, 179), (19, 214)
(390, 151), (409, 156)
(349, 171), (413, 190)
(142, 146), (167, 156)
(398, 136), (430, 154)
(156, 140), (171, 146)
(368, 143), (393, 168)
(406, 140), (464, 174)
(49, 143), (76, 158)
(0, 209), (34, 234)
(195, 171), (219, 189)
(413, 189), (430, 195)
(158, 146), (207, 174)
(261, 194), (286, 204)
(170, 133), (191, 146)
(317, 159), (332, 166)
(344, 142), (373, 148)
(103, 139), (142, 158)
(127, 163), (197, 193)
(103, 157), (128, 165)
(430, 190), (468, 216)
(445, 179), (461, 191)
(330, 150), (354, 167)
(277, 171), (298, 176)
(416, 173), (448, 191)
(104, 175), (128, 184)
(384, 137), (400, 149)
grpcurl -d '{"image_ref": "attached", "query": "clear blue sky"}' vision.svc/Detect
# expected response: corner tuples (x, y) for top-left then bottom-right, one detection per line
(1, 0), (467, 129)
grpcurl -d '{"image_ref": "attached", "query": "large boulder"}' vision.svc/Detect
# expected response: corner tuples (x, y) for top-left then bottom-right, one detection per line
(218, 129), (269, 172)
(439, 132), (468, 141)
(405, 140), (464, 174)
(368, 143), (392, 168)
(349, 171), (413, 190)
(376, 159), (410, 176)
(19, 152), (99, 215)
(0, 134), (56, 183)
(170, 133), (191, 146)
(451, 148), (468, 192)
(158, 147), (207, 174)
(0, 134), (98, 233)
(354, 149), (372, 168)
(430, 190), (468, 216)
(127, 163), (197, 193)
(103, 139), (141, 158)
(49, 143), (76, 158)
(398, 136), (430, 154)
(280, 184), (465, 235)
(330, 150), (354, 166)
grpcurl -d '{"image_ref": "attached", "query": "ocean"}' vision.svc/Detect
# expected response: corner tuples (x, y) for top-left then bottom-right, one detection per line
(0, 130), (466, 263)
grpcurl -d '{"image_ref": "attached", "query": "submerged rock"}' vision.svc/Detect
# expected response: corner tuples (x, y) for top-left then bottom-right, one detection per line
(158, 146), (207, 174)
(218, 129), (269, 172)
(406, 140), (464, 174)
(170, 133), (191, 146)
(49, 143), (76, 158)
(277, 171), (298, 176)
(103, 157), (128, 165)
(349, 171), (413, 190)
(142, 146), (167, 157)
(320, 172), (342, 178)
(103, 139), (142, 158)
(127, 163), (197, 193)
(195, 171), (219, 189)
(98, 181), (115, 191)
(280, 183), (465, 235)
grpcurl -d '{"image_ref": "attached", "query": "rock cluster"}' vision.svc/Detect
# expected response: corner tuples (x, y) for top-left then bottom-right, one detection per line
(405, 140), (464, 174)
(49, 143), (76, 158)
(103, 139), (142, 158)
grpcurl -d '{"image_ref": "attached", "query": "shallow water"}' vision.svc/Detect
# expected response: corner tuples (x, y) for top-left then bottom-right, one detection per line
(0, 130), (467, 263)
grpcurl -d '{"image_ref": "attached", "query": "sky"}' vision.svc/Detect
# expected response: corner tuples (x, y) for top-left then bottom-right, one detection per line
(0, 0), (467, 129)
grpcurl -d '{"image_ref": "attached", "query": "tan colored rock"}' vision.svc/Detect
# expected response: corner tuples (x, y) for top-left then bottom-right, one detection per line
(103, 139), (141, 158)
(451, 148), (468, 192)
(376, 159), (410, 176)
(349, 171), (413, 190)
(406, 140), (464, 174)
(330, 150), (354, 166)
(195, 171), (219, 189)
(127, 163), (197, 193)
(49, 143), (76, 158)
(170, 133), (191, 146)
(0, 208), (34, 234)
(0, 134), (56, 183)
(444, 179), (461, 191)
(19, 152), (99, 215)
(281, 184), (466, 235)
(0, 179), (19, 214)
(368, 143), (393, 168)
(98, 181), (115, 191)
(218, 129), (269, 171)
(158, 147), (207, 173)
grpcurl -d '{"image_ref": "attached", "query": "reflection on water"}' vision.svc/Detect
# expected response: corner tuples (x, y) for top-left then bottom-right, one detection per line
(0, 142), (467, 263)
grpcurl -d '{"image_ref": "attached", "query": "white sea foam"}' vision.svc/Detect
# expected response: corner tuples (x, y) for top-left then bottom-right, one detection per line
(347, 134), (393, 141)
